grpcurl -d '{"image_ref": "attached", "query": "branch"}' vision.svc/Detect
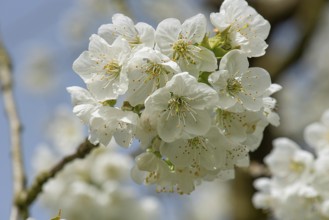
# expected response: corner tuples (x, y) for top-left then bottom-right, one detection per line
(0, 40), (28, 220)
(16, 139), (99, 210)
(253, 0), (327, 81)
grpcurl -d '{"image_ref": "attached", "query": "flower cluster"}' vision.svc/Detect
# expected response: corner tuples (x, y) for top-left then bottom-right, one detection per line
(68, 0), (279, 194)
(253, 109), (329, 220)
(38, 147), (161, 220)
(33, 109), (161, 220)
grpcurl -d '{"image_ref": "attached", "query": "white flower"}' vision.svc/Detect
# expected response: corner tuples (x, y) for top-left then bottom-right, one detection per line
(215, 108), (268, 151)
(143, 72), (218, 142)
(274, 184), (322, 220)
(160, 127), (227, 171)
(66, 1), (279, 196)
(32, 144), (57, 173)
(155, 14), (217, 77)
(321, 200), (329, 218)
(20, 46), (59, 95)
(67, 86), (101, 124)
(134, 112), (158, 149)
(38, 147), (160, 220)
(209, 50), (271, 112)
(262, 84), (282, 126)
(73, 34), (131, 101)
(89, 107), (138, 148)
(304, 109), (329, 154)
(171, 167), (199, 194)
(131, 152), (174, 192)
(46, 106), (85, 154)
(132, 151), (207, 194)
(98, 13), (155, 48)
(210, 0), (270, 57)
(125, 47), (181, 106)
(137, 197), (162, 220)
(312, 151), (329, 197)
(264, 138), (314, 185)
(223, 143), (249, 170)
(252, 177), (273, 209)
(252, 110), (329, 219)
(90, 151), (133, 184)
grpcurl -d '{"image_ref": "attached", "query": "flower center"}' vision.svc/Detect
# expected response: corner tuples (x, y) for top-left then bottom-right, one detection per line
(128, 36), (141, 47)
(172, 37), (197, 64)
(143, 60), (170, 87)
(167, 93), (196, 125)
(168, 95), (188, 114)
(216, 109), (231, 135)
(188, 137), (208, 150)
(103, 60), (121, 79)
(289, 160), (305, 173)
(227, 78), (242, 95)
(173, 39), (188, 57)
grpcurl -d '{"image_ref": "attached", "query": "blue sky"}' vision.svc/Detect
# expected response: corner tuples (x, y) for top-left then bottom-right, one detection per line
(0, 0), (78, 218)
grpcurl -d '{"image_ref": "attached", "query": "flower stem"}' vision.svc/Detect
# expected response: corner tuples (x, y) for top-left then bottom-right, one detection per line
(0, 40), (28, 220)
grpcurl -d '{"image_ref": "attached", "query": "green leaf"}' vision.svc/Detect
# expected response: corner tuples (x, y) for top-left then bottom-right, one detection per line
(212, 46), (230, 59)
(198, 71), (212, 85)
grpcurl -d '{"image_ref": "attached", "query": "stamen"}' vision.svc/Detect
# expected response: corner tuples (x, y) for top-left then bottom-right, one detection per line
(166, 93), (197, 126)
(227, 77), (243, 96)
(103, 60), (121, 79)
(172, 35), (197, 65)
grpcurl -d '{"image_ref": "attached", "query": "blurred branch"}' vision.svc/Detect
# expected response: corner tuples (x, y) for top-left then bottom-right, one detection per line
(248, 161), (271, 178)
(16, 139), (99, 211)
(0, 40), (28, 220)
(231, 168), (268, 220)
(254, 0), (327, 81)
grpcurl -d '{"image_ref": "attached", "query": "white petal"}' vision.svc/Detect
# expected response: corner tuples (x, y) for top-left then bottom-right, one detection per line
(88, 34), (112, 54)
(184, 109), (211, 136)
(193, 46), (217, 73)
(135, 22), (155, 47)
(111, 37), (131, 59)
(66, 86), (96, 105)
(304, 123), (327, 150)
(321, 110), (329, 128)
(87, 80), (118, 101)
(219, 50), (249, 74)
(160, 139), (190, 168)
(89, 117), (113, 147)
(181, 14), (207, 43)
(265, 83), (282, 96)
(72, 51), (97, 82)
(241, 67), (271, 96)
(237, 92), (263, 111)
(158, 113), (183, 142)
(97, 23), (117, 44)
(155, 18), (181, 54)
(72, 104), (96, 124)
(218, 93), (237, 109)
(113, 128), (134, 148)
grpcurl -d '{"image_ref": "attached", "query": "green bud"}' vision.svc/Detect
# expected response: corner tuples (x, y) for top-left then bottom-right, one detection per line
(101, 99), (117, 107)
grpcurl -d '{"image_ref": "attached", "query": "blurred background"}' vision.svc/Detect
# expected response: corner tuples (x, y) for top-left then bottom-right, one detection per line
(1, 0), (329, 219)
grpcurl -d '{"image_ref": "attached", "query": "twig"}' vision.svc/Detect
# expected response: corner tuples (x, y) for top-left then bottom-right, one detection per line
(248, 161), (271, 177)
(0, 40), (28, 220)
(1, 40), (99, 219)
(253, 0), (327, 81)
(16, 139), (99, 211)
